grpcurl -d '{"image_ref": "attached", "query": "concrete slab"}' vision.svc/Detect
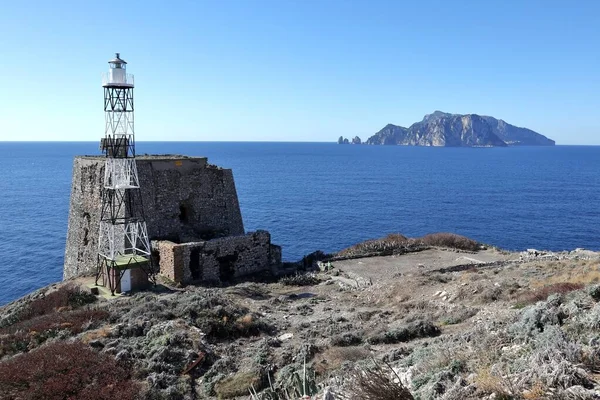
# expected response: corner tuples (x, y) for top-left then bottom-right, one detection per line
(81, 277), (128, 301)
(330, 249), (517, 283)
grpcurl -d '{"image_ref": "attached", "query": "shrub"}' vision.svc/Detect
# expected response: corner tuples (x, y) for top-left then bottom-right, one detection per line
(582, 303), (600, 330)
(340, 361), (414, 400)
(215, 370), (264, 398)
(336, 233), (414, 258)
(419, 233), (480, 251)
(249, 366), (319, 399)
(192, 306), (274, 342)
(588, 285), (600, 301)
(440, 307), (479, 325)
(368, 320), (440, 345)
(0, 309), (108, 357)
(330, 332), (363, 347)
(0, 341), (142, 400)
(4, 284), (97, 329)
(280, 273), (320, 286)
(314, 346), (371, 375)
(515, 283), (584, 307)
(510, 296), (567, 337)
(478, 286), (504, 303)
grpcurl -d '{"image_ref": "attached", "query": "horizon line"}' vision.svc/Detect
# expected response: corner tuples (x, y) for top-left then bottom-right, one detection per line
(3, 140), (600, 146)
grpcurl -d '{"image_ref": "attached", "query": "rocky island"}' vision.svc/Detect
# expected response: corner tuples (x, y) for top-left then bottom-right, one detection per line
(338, 111), (555, 147)
(2, 233), (600, 399)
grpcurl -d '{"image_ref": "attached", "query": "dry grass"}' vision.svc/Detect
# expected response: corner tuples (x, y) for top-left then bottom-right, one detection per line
(534, 265), (600, 287)
(80, 325), (112, 343)
(336, 234), (414, 258)
(193, 307), (274, 342)
(473, 366), (509, 397)
(367, 320), (440, 345)
(314, 346), (371, 375)
(335, 232), (480, 259)
(515, 282), (584, 307)
(419, 233), (480, 251)
(522, 381), (547, 400)
(339, 361), (414, 400)
(20, 284), (96, 321)
(366, 282), (418, 307)
(0, 284), (97, 332)
(0, 309), (109, 357)
(214, 370), (263, 398)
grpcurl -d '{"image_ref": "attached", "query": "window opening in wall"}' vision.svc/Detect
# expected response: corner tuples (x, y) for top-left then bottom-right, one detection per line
(190, 248), (201, 280)
(218, 254), (237, 283)
(179, 204), (189, 223)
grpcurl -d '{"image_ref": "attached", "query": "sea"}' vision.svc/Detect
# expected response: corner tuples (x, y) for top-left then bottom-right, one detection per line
(1, 142), (599, 306)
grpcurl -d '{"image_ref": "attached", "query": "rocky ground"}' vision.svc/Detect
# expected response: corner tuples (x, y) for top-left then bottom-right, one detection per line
(3, 239), (600, 399)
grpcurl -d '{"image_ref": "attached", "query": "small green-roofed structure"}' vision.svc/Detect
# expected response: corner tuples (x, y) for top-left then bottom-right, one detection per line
(113, 254), (149, 270)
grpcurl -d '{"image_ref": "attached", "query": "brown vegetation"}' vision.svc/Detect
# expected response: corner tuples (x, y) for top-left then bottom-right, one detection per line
(0, 341), (142, 400)
(335, 232), (480, 259)
(0, 284), (106, 357)
(192, 305), (274, 342)
(21, 284), (96, 320)
(336, 233), (414, 258)
(339, 361), (414, 400)
(314, 346), (371, 376)
(419, 232), (480, 251)
(515, 282), (585, 307)
(0, 309), (109, 357)
(215, 370), (264, 398)
(368, 320), (441, 345)
(279, 272), (320, 286)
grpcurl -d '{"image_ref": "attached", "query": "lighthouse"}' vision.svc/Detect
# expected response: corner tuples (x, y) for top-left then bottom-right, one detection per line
(96, 53), (155, 295)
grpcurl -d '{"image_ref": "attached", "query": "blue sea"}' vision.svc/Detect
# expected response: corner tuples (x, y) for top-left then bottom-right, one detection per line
(1, 142), (599, 306)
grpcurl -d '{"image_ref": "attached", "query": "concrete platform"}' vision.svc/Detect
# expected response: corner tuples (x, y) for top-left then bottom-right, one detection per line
(330, 248), (518, 283)
(82, 277), (130, 300)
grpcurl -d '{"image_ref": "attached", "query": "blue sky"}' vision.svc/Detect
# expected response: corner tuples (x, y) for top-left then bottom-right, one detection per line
(1, 0), (599, 144)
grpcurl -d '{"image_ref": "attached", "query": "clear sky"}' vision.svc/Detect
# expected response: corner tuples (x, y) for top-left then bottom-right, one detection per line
(1, 0), (599, 144)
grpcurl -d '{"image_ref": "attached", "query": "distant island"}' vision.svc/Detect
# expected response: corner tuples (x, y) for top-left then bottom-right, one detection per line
(338, 111), (555, 147)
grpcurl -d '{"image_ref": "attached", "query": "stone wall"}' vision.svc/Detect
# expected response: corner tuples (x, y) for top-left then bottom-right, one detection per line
(153, 231), (282, 284)
(64, 155), (245, 279)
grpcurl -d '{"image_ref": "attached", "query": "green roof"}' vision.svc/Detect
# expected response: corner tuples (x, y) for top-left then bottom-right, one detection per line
(112, 254), (149, 270)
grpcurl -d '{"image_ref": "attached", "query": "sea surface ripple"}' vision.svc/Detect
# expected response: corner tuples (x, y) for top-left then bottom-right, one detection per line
(1, 142), (599, 305)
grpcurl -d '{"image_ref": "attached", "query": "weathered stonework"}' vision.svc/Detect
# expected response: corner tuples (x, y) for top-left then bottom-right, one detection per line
(64, 155), (245, 279)
(152, 230), (281, 284)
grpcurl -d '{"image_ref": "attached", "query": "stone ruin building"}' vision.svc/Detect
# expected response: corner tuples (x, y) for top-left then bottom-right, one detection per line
(64, 155), (282, 290)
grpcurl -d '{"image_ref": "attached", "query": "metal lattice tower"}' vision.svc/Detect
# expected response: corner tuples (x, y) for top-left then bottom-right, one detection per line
(96, 53), (155, 295)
